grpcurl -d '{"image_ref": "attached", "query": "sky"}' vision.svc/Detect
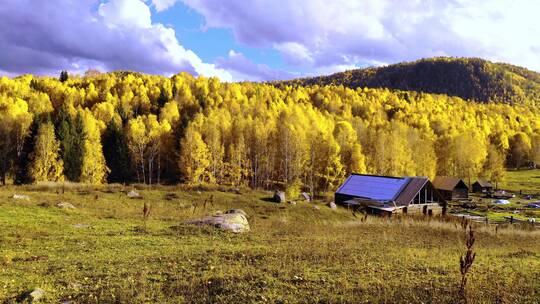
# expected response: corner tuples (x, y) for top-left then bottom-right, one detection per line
(0, 0), (539, 82)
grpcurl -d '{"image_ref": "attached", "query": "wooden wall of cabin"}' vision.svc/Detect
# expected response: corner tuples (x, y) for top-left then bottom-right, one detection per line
(452, 188), (468, 199)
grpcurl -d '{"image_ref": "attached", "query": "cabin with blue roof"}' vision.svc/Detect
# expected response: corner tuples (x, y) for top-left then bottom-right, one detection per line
(335, 174), (446, 215)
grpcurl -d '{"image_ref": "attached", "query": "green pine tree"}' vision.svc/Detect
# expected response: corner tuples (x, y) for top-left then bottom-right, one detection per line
(55, 106), (85, 181)
(59, 70), (69, 83)
(102, 120), (134, 183)
(14, 118), (40, 184)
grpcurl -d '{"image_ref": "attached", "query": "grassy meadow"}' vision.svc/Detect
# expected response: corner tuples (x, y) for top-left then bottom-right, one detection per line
(453, 169), (540, 223)
(0, 181), (539, 303)
(500, 169), (540, 193)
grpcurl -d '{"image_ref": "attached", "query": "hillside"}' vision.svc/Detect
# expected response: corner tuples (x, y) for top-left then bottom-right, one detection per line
(1, 72), (540, 191)
(1, 184), (539, 303)
(281, 57), (540, 104)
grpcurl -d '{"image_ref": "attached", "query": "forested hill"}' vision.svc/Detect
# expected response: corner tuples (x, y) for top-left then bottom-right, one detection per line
(280, 57), (540, 105)
(0, 71), (539, 194)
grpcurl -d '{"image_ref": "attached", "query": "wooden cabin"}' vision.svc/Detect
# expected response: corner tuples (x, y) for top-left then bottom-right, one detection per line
(335, 174), (446, 216)
(432, 177), (468, 200)
(472, 180), (493, 193)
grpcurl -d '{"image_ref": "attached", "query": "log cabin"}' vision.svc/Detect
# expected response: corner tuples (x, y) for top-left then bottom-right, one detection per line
(335, 174), (446, 216)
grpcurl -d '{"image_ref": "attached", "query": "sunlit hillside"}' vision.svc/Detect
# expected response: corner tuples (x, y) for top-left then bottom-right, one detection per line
(1, 70), (539, 196)
(281, 57), (540, 105)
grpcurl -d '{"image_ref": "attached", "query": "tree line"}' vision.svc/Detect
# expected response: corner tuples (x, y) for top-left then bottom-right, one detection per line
(0, 71), (539, 196)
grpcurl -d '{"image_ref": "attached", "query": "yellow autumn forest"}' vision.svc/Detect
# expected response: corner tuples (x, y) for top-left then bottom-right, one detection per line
(1, 70), (539, 196)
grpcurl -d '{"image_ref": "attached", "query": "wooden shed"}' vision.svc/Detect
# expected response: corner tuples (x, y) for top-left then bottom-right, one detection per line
(472, 180), (493, 193)
(335, 174), (446, 216)
(432, 177), (469, 200)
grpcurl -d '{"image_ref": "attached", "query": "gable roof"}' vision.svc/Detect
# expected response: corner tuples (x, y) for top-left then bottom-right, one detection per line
(336, 174), (411, 201)
(474, 180), (493, 188)
(432, 176), (468, 191)
(395, 177), (429, 206)
(336, 174), (434, 207)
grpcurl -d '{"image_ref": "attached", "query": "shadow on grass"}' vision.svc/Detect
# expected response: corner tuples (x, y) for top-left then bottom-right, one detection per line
(260, 197), (279, 203)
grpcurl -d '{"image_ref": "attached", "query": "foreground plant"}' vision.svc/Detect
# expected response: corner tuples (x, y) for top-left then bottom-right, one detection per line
(459, 222), (476, 303)
(143, 201), (151, 231)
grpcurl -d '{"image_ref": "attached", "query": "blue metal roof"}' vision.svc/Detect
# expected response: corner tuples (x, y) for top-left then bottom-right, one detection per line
(336, 174), (411, 201)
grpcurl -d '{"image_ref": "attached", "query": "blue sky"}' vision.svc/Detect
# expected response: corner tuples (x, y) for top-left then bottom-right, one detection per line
(0, 0), (539, 81)
(153, 3), (286, 72)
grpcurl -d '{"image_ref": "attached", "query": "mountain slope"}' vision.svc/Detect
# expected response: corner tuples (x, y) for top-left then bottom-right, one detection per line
(281, 57), (540, 104)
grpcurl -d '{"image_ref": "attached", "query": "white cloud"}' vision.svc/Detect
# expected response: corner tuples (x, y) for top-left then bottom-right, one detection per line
(99, 0), (152, 29)
(215, 50), (296, 81)
(0, 0), (232, 81)
(274, 42), (314, 66)
(181, 0), (540, 72)
(97, 0), (232, 80)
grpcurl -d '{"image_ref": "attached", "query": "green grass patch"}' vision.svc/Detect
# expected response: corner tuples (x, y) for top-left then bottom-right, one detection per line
(499, 169), (540, 193)
(0, 185), (539, 303)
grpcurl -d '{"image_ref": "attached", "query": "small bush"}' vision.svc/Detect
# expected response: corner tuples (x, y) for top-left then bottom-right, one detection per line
(285, 179), (303, 200)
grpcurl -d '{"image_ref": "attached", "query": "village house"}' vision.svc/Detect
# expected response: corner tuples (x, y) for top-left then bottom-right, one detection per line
(432, 176), (469, 200)
(335, 174), (446, 216)
(472, 180), (494, 193)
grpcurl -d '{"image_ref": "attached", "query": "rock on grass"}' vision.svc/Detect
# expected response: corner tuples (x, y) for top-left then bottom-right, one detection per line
(12, 194), (30, 200)
(186, 209), (250, 233)
(57, 202), (76, 209)
(273, 191), (286, 203)
(18, 287), (45, 302)
(127, 190), (141, 199)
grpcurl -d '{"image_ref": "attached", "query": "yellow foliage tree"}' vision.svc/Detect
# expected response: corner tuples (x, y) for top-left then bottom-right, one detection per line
(451, 133), (488, 187)
(127, 116), (148, 183)
(1, 71), (540, 192)
(482, 144), (506, 188)
(79, 109), (108, 184)
(179, 127), (211, 184)
(29, 122), (64, 182)
(0, 96), (33, 185)
(350, 143), (367, 174)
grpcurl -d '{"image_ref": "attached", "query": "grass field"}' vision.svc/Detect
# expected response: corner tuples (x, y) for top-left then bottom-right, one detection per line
(499, 169), (540, 193)
(453, 169), (540, 223)
(1, 183), (539, 303)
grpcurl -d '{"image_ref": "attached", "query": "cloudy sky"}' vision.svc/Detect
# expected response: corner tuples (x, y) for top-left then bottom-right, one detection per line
(1, 0), (539, 81)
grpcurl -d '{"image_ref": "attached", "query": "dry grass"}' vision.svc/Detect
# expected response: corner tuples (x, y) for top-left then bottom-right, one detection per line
(0, 185), (539, 303)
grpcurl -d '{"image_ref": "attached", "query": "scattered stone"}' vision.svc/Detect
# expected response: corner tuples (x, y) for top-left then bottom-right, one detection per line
(224, 209), (248, 218)
(127, 190), (141, 199)
(327, 202), (337, 210)
(292, 275), (304, 281)
(186, 209), (250, 233)
(273, 191), (286, 203)
(19, 288), (45, 302)
(68, 282), (84, 290)
(301, 192), (312, 202)
(230, 188), (241, 194)
(12, 194), (30, 200)
(72, 223), (91, 229)
(313, 205), (320, 210)
(288, 201), (297, 205)
(57, 202), (76, 209)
